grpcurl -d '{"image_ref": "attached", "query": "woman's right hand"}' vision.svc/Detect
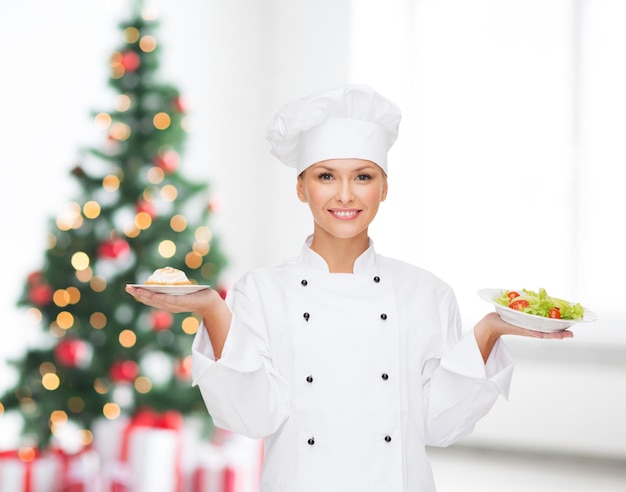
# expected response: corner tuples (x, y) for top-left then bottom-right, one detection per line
(125, 284), (221, 318)
(125, 285), (232, 358)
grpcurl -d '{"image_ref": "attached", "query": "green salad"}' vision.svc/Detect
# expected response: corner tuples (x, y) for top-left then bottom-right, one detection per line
(494, 288), (585, 320)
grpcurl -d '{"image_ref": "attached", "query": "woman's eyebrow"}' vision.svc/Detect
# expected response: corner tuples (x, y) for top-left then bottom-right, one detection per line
(314, 165), (336, 172)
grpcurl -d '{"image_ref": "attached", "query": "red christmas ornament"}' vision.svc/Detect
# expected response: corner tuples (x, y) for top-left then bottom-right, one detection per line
(54, 338), (90, 368)
(216, 286), (229, 300)
(175, 356), (192, 381)
(71, 166), (86, 178)
(26, 271), (43, 285)
(150, 310), (174, 331)
(28, 283), (53, 307)
(208, 196), (223, 213)
(153, 150), (179, 173)
(120, 51), (141, 72)
(98, 238), (131, 259)
(136, 200), (157, 218)
(109, 360), (139, 383)
(172, 96), (186, 113)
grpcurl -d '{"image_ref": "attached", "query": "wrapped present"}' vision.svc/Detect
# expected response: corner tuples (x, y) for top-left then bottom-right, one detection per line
(191, 434), (263, 492)
(50, 446), (101, 492)
(93, 409), (183, 492)
(0, 448), (60, 492)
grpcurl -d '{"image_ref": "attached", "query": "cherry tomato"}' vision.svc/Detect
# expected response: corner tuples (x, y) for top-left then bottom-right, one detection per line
(549, 307), (561, 319)
(509, 299), (530, 310)
(507, 291), (520, 300)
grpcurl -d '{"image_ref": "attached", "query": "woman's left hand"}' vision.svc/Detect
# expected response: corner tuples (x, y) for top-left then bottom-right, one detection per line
(474, 312), (573, 363)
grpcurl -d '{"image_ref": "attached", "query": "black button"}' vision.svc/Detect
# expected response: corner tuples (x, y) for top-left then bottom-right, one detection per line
(381, 373), (389, 381)
(380, 313), (387, 320)
(301, 279), (308, 286)
(306, 375), (313, 383)
(384, 435), (392, 443)
(307, 438), (315, 445)
(303, 312), (310, 321)
(373, 276), (380, 283)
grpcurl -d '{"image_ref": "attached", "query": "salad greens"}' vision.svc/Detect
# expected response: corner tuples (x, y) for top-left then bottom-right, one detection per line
(494, 288), (585, 320)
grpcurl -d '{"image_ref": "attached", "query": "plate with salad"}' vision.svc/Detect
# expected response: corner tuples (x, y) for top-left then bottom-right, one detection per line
(478, 288), (597, 332)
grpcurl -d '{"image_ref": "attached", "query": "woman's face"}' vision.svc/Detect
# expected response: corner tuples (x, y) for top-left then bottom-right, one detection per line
(296, 158), (388, 242)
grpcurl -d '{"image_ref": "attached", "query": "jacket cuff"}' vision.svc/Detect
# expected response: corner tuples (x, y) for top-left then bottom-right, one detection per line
(439, 331), (514, 398)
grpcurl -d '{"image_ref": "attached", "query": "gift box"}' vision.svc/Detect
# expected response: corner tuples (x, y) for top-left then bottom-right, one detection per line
(0, 448), (61, 492)
(191, 434), (263, 492)
(93, 409), (184, 492)
(51, 446), (101, 492)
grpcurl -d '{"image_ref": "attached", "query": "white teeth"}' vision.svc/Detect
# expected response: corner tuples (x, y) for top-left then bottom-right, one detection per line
(334, 210), (357, 217)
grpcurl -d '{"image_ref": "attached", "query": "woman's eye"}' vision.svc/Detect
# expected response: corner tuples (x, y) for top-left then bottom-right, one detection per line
(357, 174), (372, 181)
(318, 173), (333, 180)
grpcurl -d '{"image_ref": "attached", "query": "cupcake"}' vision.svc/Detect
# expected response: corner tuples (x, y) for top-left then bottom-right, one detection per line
(144, 266), (192, 285)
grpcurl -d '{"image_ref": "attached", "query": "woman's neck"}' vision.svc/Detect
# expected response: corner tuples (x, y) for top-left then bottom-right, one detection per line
(310, 231), (369, 273)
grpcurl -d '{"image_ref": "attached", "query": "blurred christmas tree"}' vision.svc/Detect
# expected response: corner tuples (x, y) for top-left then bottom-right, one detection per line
(0, 1), (226, 448)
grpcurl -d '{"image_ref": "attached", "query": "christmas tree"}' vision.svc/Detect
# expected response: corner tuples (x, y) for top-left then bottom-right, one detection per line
(0, 2), (227, 449)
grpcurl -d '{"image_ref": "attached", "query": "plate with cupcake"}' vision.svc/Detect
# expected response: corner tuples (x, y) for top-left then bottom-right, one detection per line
(127, 266), (210, 295)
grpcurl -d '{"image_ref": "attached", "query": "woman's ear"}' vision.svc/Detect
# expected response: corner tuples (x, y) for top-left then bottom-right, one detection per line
(296, 177), (307, 203)
(380, 176), (388, 202)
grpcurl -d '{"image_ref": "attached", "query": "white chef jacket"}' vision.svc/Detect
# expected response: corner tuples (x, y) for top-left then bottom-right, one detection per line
(192, 237), (514, 492)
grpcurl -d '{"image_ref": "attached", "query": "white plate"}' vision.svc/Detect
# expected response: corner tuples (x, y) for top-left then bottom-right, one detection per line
(478, 288), (597, 333)
(126, 284), (210, 295)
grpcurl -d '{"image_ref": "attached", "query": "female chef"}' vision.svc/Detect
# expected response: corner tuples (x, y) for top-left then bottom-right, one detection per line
(126, 84), (572, 492)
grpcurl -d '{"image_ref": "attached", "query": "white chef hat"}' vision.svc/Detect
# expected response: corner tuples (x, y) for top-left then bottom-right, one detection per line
(265, 84), (402, 174)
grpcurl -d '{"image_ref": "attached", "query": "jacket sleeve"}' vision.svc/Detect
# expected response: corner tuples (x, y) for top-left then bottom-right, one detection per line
(422, 289), (514, 447)
(191, 279), (291, 439)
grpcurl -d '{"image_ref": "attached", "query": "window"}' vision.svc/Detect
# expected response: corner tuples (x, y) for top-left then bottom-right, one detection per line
(350, 0), (625, 340)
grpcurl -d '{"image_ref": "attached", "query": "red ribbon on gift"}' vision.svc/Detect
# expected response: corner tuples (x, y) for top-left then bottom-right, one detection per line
(192, 465), (236, 492)
(0, 448), (40, 492)
(115, 408), (184, 492)
(49, 445), (95, 492)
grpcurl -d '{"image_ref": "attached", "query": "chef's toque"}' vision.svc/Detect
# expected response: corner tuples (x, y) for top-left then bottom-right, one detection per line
(265, 84), (402, 174)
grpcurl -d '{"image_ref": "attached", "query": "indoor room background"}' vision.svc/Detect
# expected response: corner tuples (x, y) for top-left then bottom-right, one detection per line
(1, 0), (624, 489)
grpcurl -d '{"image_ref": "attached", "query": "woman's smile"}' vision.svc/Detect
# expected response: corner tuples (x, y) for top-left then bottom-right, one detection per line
(329, 208), (361, 219)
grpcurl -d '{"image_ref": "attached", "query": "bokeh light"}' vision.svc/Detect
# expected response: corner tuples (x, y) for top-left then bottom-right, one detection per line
(90, 312), (107, 329)
(153, 112), (171, 130)
(71, 252), (90, 271)
(160, 184), (178, 201)
(119, 329), (137, 348)
(103, 402), (121, 419)
(158, 240), (176, 258)
(94, 113), (112, 129)
(41, 373), (60, 390)
(123, 26), (140, 43)
(147, 166), (165, 184)
(83, 201), (102, 219)
(139, 35), (157, 52)
(181, 316), (200, 335)
(170, 214), (187, 232)
(103, 175), (121, 192)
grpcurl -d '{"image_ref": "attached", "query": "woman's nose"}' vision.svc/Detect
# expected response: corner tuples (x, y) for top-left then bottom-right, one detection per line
(336, 181), (354, 203)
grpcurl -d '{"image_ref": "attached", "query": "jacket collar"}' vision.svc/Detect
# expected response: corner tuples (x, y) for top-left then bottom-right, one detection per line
(300, 235), (378, 274)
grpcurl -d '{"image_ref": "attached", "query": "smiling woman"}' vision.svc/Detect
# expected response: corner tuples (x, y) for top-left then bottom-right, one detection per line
(124, 83), (576, 492)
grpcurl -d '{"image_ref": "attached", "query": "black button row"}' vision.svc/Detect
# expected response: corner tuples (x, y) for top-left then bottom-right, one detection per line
(302, 312), (388, 322)
(305, 373), (389, 383)
(300, 276), (382, 286)
(307, 435), (392, 445)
